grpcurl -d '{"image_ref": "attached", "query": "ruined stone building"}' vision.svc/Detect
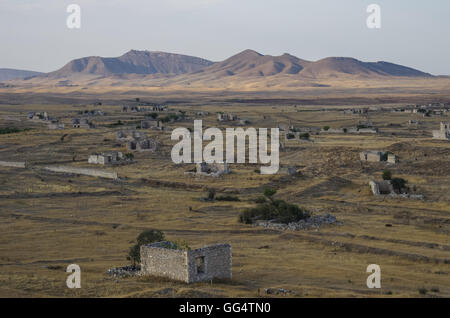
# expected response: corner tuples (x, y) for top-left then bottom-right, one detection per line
(116, 130), (147, 142)
(217, 113), (238, 122)
(88, 151), (125, 165)
(71, 118), (94, 129)
(360, 151), (398, 164)
(360, 151), (384, 162)
(369, 180), (395, 196)
(195, 162), (231, 177)
(432, 122), (450, 141)
(126, 138), (159, 152)
(141, 120), (163, 130)
(140, 242), (232, 283)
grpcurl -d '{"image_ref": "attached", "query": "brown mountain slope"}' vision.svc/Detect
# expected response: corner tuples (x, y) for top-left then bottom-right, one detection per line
(0, 68), (43, 82)
(46, 50), (214, 78)
(194, 49), (311, 77)
(300, 57), (432, 78)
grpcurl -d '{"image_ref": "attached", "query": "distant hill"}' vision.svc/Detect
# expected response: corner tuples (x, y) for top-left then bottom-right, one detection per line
(194, 51), (431, 79)
(194, 49), (311, 77)
(299, 57), (431, 78)
(0, 68), (43, 82)
(5, 49), (433, 91)
(47, 50), (214, 78)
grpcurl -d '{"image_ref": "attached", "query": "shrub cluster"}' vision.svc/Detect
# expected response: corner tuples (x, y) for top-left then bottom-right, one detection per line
(239, 199), (310, 225)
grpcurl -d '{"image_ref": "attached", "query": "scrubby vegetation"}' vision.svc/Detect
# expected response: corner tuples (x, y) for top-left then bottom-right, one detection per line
(239, 188), (310, 224)
(216, 195), (240, 201)
(127, 229), (164, 265)
(0, 127), (31, 134)
(127, 230), (190, 265)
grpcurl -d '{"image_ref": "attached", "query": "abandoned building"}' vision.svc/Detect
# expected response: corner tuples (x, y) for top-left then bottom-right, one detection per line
(140, 242), (232, 283)
(343, 108), (369, 115)
(141, 120), (163, 130)
(369, 180), (395, 196)
(47, 121), (65, 130)
(126, 138), (159, 152)
(151, 105), (168, 112)
(432, 122), (450, 141)
(360, 151), (398, 164)
(185, 162), (231, 177)
(116, 130), (147, 142)
(71, 118), (94, 129)
(278, 166), (297, 176)
(217, 113), (238, 122)
(28, 111), (57, 123)
(197, 162), (230, 177)
(88, 151), (126, 165)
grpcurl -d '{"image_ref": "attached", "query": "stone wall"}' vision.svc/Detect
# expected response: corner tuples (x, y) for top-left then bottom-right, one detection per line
(0, 161), (26, 168)
(186, 244), (232, 283)
(44, 166), (118, 180)
(140, 242), (232, 283)
(140, 243), (189, 282)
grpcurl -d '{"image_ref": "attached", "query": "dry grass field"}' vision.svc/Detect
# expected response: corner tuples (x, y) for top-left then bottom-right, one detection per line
(0, 96), (449, 298)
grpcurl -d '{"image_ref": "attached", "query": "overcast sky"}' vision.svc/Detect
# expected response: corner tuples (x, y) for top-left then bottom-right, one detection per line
(1, 0), (449, 74)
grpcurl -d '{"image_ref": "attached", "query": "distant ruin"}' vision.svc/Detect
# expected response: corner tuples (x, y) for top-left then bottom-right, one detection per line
(117, 130), (159, 152)
(360, 151), (398, 164)
(140, 242), (232, 283)
(88, 151), (129, 165)
(71, 118), (94, 129)
(432, 122), (450, 141)
(217, 113), (238, 122)
(185, 162), (231, 177)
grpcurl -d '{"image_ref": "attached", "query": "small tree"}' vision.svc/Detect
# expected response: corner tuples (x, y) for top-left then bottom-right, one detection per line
(263, 188), (277, 199)
(391, 178), (408, 193)
(382, 170), (392, 180)
(127, 229), (165, 266)
(323, 126), (330, 131)
(124, 152), (134, 160)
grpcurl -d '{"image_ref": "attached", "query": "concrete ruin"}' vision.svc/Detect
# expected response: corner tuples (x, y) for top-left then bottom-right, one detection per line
(126, 138), (159, 152)
(369, 180), (423, 200)
(432, 122), (450, 141)
(71, 118), (94, 129)
(360, 151), (398, 164)
(141, 120), (163, 130)
(88, 151), (127, 165)
(116, 130), (147, 141)
(217, 113), (238, 122)
(278, 166), (297, 176)
(369, 180), (395, 195)
(140, 242), (232, 283)
(192, 162), (231, 177)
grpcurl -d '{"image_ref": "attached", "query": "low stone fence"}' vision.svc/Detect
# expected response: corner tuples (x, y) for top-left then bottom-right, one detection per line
(43, 166), (118, 180)
(0, 161), (26, 168)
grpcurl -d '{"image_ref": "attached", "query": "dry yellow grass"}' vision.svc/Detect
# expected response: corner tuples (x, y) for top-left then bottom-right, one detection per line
(0, 99), (449, 298)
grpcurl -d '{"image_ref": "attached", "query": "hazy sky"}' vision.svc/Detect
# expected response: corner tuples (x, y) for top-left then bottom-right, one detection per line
(1, 0), (449, 74)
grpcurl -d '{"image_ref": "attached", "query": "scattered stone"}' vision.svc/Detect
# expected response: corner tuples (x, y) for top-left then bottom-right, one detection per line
(254, 213), (342, 231)
(264, 288), (295, 295)
(106, 265), (141, 278)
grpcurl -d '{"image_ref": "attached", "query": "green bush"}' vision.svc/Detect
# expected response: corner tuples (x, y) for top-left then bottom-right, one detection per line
(391, 178), (407, 192)
(382, 170), (392, 180)
(239, 199), (310, 225)
(216, 195), (240, 201)
(127, 229), (165, 265)
(263, 188), (277, 198)
(323, 126), (330, 131)
(299, 133), (310, 139)
(0, 127), (31, 135)
(254, 196), (267, 204)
